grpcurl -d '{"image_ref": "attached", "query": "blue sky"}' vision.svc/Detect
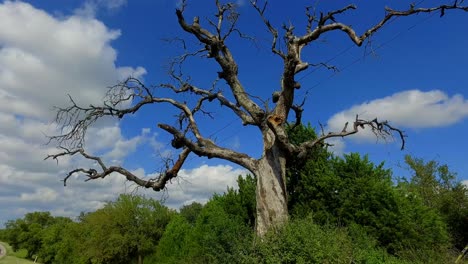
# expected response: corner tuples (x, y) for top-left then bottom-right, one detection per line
(0, 0), (467, 225)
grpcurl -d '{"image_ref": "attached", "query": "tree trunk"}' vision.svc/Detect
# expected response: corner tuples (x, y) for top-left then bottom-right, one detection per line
(254, 143), (289, 236)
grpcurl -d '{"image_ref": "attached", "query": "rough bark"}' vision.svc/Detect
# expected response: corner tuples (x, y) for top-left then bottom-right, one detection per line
(254, 135), (289, 236)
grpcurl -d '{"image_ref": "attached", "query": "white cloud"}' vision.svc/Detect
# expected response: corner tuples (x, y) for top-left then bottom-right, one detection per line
(325, 90), (468, 153)
(103, 0), (127, 10)
(102, 131), (144, 161)
(20, 188), (58, 202)
(146, 164), (247, 209)
(0, 1), (146, 225)
(0, 2), (246, 226)
(75, 0), (128, 18)
(328, 89), (468, 133)
(0, 1), (146, 119)
(462, 180), (468, 188)
(325, 137), (346, 156)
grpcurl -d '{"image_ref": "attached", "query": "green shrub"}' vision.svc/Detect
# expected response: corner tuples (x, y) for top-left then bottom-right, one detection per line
(252, 216), (408, 264)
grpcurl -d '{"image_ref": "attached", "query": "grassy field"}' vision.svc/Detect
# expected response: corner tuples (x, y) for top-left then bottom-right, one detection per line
(0, 242), (36, 264)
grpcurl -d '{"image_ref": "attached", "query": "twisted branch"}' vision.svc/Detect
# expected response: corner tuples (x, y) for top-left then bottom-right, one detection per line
(296, 115), (406, 160)
(45, 147), (191, 191)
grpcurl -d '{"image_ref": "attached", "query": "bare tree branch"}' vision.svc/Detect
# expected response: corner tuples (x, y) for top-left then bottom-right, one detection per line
(250, 0), (286, 59)
(161, 71), (256, 126)
(46, 147), (191, 191)
(158, 123), (256, 170)
(176, 4), (266, 124)
(318, 5), (357, 27)
(297, 3), (468, 47)
(296, 116), (406, 160)
(290, 93), (307, 130)
(266, 1), (466, 152)
(309, 62), (339, 72)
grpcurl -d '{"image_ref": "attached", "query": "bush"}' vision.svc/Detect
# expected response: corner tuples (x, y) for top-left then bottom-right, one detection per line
(153, 199), (252, 264)
(253, 215), (407, 264)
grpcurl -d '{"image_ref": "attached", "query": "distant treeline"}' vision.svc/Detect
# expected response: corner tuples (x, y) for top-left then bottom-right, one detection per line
(1, 125), (467, 264)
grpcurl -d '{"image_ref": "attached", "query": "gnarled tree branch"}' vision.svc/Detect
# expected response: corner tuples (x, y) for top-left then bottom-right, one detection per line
(297, 3), (468, 46)
(158, 123), (256, 170)
(46, 147), (191, 191)
(296, 115), (406, 160)
(176, 3), (266, 124)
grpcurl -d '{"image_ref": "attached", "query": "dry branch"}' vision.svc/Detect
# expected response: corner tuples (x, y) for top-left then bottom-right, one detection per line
(296, 116), (406, 160)
(45, 147), (191, 191)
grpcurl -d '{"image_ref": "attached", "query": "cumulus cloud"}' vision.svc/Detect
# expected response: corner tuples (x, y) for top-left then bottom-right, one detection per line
(0, 1), (143, 119)
(0, 1), (249, 225)
(145, 164), (247, 208)
(0, 1), (145, 225)
(325, 90), (468, 153)
(20, 188), (58, 203)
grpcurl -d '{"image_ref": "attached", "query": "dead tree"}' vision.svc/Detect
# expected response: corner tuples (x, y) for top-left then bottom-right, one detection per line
(47, 1), (468, 236)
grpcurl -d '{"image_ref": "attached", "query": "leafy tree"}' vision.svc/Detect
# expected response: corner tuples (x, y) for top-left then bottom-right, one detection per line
(283, 126), (451, 255)
(402, 155), (468, 249)
(180, 202), (204, 225)
(4, 211), (57, 259)
(37, 217), (73, 264)
(74, 194), (173, 264)
(183, 199), (253, 263)
(329, 154), (449, 253)
(212, 175), (256, 228)
(155, 176), (255, 263)
(0, 228), (6, 240)
(47, 1), (468, 236)
(154, 200), (253, 264)
(54, 221), (92, 264)
(286, 124), (334, 218)
(152, 214), (194, 264)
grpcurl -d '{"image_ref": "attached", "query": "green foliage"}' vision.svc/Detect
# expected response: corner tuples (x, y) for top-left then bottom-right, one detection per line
(0, 229), (6, 241)
(0, 241), (37, 264)
(0, 194), (175, 264)
(253, 216), (407, 264)
(286, 124), (333, 217)
(53, 221), (91, 264)
(237, 174), (257, 227)
(74, 194), (174, 264)
(188, 199), (253, 263)
(151, 214), (193, 263)
(179, 202), (203, 225)
(154, 176), (255, 264)
(284, 125), (451, 256)
(332, 154), (449, 253)
(254, 216), (353, 263)
(401, 155), (468, 249)
(212, 174), (256, 228)
(4, 211), (57, 259)
(37, 217), (72, 264)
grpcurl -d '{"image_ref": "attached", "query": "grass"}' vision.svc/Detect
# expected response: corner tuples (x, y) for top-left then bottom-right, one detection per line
(0, 242), (37, 264)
